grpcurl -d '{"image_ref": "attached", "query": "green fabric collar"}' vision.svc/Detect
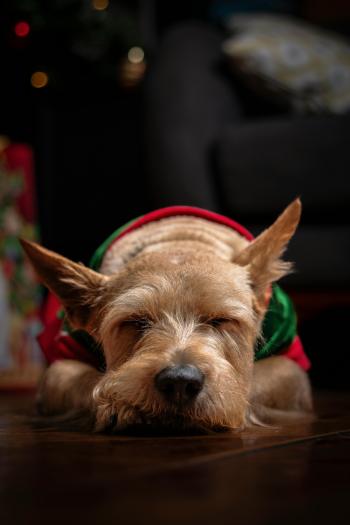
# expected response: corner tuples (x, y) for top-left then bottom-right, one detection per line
(255, 284), (297, 360)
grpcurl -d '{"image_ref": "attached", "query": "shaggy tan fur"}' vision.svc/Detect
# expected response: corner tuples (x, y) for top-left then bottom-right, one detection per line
(22, 199), (313, 433)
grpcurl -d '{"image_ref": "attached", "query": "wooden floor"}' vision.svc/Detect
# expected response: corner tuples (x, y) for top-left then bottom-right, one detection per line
(1, 392), (350, 525)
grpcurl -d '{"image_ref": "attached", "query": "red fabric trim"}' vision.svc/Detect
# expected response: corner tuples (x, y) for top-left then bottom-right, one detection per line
(280, 335), (311, 371)
(38, 293), (100, 368)
(38, 314), (100, 368)
(40, 292), (61, 325)
(106, 206), (254, 256)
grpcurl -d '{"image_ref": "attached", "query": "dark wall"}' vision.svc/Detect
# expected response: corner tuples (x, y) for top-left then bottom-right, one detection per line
(35, 89), (147, 263)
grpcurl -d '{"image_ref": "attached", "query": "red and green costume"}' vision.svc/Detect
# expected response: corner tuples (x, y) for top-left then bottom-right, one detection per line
(38, 206), (311, 372)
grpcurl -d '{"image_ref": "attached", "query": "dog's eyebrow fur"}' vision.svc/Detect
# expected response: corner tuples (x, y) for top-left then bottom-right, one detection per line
(102, 280), (173, 325)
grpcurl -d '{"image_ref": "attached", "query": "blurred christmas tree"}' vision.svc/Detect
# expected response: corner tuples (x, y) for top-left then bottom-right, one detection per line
(2, 0), (146, 94)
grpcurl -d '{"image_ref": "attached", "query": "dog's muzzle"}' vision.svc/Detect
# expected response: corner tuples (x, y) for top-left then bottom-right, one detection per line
(155, 364), (204, 405)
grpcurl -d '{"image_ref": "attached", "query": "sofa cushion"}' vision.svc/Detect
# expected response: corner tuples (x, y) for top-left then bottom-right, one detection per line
(216, 115), (350, 221)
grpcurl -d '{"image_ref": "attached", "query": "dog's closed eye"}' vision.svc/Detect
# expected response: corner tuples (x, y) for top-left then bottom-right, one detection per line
(122, 317), (152, 333)
(204, 317), (240, 330)
(207, 317), (230, 327)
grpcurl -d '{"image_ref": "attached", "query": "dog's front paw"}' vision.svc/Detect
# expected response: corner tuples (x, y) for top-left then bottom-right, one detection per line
(95, 403), (145, 433)
(116, 406), (144, 430)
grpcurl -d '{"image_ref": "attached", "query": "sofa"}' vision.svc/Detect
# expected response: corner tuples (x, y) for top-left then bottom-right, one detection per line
(144, 21), (350, 290)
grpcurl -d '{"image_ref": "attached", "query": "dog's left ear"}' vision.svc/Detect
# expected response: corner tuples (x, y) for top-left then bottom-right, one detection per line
(21, 239), (109, 331)
(234, 199), (301, 300)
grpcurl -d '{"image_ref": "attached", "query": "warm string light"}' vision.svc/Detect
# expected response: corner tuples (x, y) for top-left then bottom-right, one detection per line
(31, 71), (49, 89)
(92, 0), (109, 11)
(14, 21), (30, 38)
(16, 13), (145, 90)
(127, 47), (145, 64)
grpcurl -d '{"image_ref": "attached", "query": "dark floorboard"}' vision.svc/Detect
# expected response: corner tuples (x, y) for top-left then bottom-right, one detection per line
(0, 392), (349, 525)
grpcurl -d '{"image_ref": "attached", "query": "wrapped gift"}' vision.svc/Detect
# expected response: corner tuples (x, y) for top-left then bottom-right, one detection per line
(0, 140), (44, 390)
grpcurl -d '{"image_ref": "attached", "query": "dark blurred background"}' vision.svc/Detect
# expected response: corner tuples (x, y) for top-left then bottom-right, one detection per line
(1, 0), (350, 389)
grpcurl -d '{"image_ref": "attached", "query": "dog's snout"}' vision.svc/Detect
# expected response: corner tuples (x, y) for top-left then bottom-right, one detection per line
(155, 364), (204, 404)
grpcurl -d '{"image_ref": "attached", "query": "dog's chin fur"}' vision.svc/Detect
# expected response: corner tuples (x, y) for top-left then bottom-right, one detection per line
(104, 413), (234, 436)
(22, 199), (314, 433)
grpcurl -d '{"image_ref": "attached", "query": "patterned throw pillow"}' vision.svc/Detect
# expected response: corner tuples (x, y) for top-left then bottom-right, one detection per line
(222, 14), (350, 114)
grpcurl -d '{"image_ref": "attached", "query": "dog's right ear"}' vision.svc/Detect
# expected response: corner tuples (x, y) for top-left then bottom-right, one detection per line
(21, 239), (109, 331)
(234, 199), (301, 301)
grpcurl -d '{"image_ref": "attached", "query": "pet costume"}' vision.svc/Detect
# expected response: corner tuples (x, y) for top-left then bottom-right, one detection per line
(38, 206), (311, 372)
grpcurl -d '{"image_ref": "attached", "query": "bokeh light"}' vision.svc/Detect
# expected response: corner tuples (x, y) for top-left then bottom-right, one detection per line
(92, 0), (109, 11)
(31, 71), (49, 89)
(127, 47), (145, 65)
(14, 21), (30, 38)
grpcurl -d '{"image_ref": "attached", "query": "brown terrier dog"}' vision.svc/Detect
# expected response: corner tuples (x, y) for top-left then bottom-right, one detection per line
(21, 199), (312, 433)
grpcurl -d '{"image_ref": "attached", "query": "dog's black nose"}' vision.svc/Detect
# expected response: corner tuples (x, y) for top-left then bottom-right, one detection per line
(155, 365), (204, 404)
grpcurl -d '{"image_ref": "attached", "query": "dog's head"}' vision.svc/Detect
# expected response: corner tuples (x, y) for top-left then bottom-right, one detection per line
(22, 200), (301, 433)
